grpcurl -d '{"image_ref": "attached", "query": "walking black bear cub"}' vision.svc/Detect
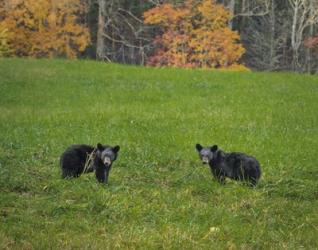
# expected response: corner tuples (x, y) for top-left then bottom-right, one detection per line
(195, 144), (261, 186)
(60, 143), (120, 184)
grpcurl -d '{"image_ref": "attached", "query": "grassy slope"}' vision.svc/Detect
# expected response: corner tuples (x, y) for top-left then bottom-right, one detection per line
(0, 58), (317, 249)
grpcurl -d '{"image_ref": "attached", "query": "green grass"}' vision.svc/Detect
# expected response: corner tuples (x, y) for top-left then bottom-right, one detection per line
(0, 58), (317, 249)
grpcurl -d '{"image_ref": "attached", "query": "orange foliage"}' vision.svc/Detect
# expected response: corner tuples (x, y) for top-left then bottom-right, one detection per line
(144, 0), (246, 69)
(1, 0), (90, 58)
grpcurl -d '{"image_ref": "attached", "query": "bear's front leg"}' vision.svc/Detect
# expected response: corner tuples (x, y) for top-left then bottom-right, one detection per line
(95, 169), (106, 183)
(211, 168), (226, 184)
(95, 168), (110, 184)
(215, 175), (226, 185)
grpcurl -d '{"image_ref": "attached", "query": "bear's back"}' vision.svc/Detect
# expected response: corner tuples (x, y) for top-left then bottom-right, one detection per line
(60, 144), (95, 176)
(224, 152), (261, 179)
(61, 144), (95, 161)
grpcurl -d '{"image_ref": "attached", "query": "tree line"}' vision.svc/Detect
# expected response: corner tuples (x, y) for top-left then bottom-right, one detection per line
(1, 0), (318, 73)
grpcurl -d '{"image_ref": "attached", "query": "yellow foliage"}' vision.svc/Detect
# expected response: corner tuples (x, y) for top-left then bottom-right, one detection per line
(220, 64), (251, 72)
(0, 23), (12, 57)
(0, 0), (90, 58)
(144, 0), (246, 69)
(144, 4), (189, 28)
(197, 0), (231, 30)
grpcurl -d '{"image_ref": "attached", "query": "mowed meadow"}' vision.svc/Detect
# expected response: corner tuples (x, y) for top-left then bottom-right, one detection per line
(0, 58), (317, 249)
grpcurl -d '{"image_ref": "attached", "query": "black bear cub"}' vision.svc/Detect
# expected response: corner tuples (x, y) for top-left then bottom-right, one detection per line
(195, 144), (261, 186)
(60, 143), (120, 184)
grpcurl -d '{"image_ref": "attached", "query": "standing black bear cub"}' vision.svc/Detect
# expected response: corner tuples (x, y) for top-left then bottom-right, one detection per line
(60, 143), (120, 184)
(195, 144), (261, 186)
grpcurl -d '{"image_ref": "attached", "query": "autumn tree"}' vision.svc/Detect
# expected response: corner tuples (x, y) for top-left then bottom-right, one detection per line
(0, 0), (90, 58)
(144, 0), (246, 69)
(0, 23), (11, 57)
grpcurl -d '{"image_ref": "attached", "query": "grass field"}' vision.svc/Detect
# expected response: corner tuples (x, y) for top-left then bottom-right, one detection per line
(0, 58), (317, 249)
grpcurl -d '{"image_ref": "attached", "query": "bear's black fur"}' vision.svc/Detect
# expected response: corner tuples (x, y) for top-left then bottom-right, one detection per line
(60, 143), (120, 184)
(195, 144), (261, 186)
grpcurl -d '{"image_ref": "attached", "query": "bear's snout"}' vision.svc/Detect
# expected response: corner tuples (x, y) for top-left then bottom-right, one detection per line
(202, 157), (209, 164)
(103, 157), (111, 166)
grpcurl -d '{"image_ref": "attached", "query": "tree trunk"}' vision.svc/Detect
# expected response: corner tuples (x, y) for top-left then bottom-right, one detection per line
(96, 0), (106, 60)
(228, 0), (235, 29)
(269, 0), (275, 70)
(306, 0), (314, 73)
(291, 2), (299, 70)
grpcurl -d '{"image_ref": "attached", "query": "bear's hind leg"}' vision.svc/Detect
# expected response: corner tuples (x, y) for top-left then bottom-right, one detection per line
(61, 168), (78, 179)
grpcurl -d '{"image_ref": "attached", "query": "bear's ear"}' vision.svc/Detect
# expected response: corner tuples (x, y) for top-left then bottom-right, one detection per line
(195, 144), (203, 152)
(211, 145), (218, 152)
(113, 145), (120, 153)
(97, 143), (104, 151)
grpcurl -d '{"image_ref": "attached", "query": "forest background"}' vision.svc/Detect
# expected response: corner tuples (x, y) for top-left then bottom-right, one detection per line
(1, 0), (318, 73)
